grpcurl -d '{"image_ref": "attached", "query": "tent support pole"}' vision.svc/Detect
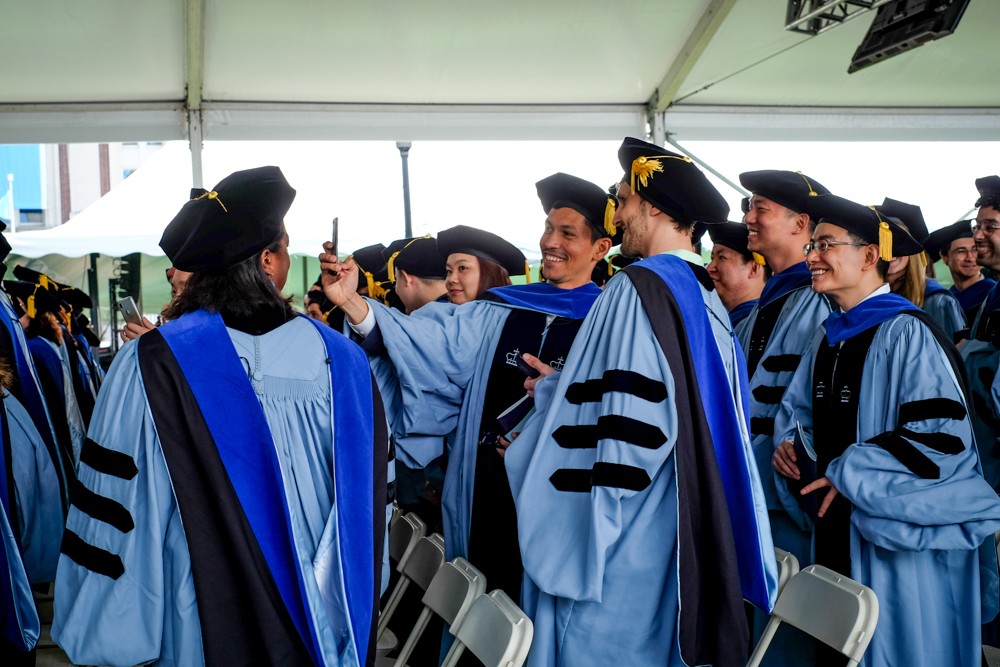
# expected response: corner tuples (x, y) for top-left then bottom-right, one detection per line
(87, 252), (101, 341)
(188, 109), (204, 189)
(665, 135), (749, 199)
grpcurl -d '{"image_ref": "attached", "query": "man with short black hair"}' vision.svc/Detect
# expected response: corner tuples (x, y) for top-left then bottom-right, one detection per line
(773, 193), (1000, 667)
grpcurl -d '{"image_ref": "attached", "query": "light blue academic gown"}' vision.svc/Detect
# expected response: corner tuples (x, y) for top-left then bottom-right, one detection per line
(923, 279), (965, 342)
(53, 317), (368, 667)
(738, 263), (833, 565)
(774, 311), (1000, 667)
(5, 390), (62, 584)
(359, 283), (600, 566)
(506, 254), (776, 667)
(29, 335), (86, 466)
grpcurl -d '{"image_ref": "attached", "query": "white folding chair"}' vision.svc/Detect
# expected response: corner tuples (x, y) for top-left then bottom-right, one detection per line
(376, 558), (487, 667)
(747, 564), (879, 667)
(378, 513), (428, 656)
(440, 590), (534, 667)
(774, 547), (800, 598)
(378, 534), (446, 640)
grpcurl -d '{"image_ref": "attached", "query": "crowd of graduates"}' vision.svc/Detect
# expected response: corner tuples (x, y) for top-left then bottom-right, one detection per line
(2, 138), (1000, 667)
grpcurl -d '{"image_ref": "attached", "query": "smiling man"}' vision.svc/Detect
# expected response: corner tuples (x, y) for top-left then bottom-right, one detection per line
(320, 172), (613, 606)
(925, 219), (993, 325)
(772, 193), (1000, 667)
(959, 175), (1000, 490)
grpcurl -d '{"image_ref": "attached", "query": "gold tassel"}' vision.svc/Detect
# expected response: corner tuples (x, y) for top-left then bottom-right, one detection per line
(796, 171), (819, 197)
(363, 270), (376, 297)
(386, 251), (401, 283)
(524, 260), (531, 284)
(26, 294), (36, 319)
(603, 198), (617, 237)
(631, 156), (664, 193)
(878, 221), (893, 261)
(607, 260), (614, 277)
(752, 252), (766, 266)
(192, 190), (228, 212)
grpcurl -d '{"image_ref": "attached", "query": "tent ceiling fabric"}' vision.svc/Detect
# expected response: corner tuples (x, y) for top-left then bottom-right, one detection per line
(1, 0), (997, 143)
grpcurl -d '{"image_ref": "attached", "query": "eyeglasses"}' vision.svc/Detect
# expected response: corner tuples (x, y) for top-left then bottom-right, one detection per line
(950, 247), (978, 258)
(971, 221), (1000, 234)
(802, 240), (869, 257)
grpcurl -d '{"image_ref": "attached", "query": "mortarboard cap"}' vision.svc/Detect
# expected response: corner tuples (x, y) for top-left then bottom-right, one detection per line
(384, 236), (447, 282)
(4, 280), (59, 318)
(876, 197), (927, 244)
(536, 173), (617, 239)
(739, 170), (830, 216)
(12, 265), (93, 308)
(975, 176), (1000, 210)
(923, 219), (974, 259)
(810, 194), (923, 260)
(160, 166), (296, 272)
(437, 225), (528, 278)
(348, 243), (389, 300)
(617, 137), (729, 225)
(610, 253), (639, 270)
(708, 221), (754, 262)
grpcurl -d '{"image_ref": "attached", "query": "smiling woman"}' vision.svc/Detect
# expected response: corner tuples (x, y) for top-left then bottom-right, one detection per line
(437, 225), (524, 304)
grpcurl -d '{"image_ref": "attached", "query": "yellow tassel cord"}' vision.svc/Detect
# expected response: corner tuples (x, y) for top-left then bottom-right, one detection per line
(603, 198), (617, 237)
(796, 171), (819, 197)
(630, 154), (693, 194)
(607, 260), (614, 277)
(524, 260), (532, 284)
(191, 190), (228, 212)
(878, 221), (893, 262)
(26, 295), (36, 320)
(752, 252), (766, 266)
(386, 252), (401, 284)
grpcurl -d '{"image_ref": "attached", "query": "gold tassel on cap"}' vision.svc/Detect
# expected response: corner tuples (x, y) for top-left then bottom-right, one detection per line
(524, 260), (532, 284)
(26, 294), (36, 319)
(630, 154), (694, 194)
(878, 221), (893, 261)
(752, 252), (766, 266)
(192, 190), (228, 212)
(603, 198), (617, 237)
(796, 171), (819, 197)
(386, 252), (401, 283)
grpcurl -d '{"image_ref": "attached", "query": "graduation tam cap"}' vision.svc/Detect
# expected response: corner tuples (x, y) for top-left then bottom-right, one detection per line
(12, 265), (93, 308)
(738, 170), (830, 216)
(924, 219), (974, 259)
(975, 175), (1000, 210)
(437, 225), (529, 279)
(876, 197), (927, 244)
(536, 173), (617, 239)
(347, 243), (389, 300)
(159, 166), (296, 272)
(384, 236), (446, 281)
(617, 137), (729, 225)
(707, 222), (754, 262)
(0, 217), (10, 267)
(609, 253), (639, 270)
(76, 313), (103, 347)
(810, 194), (923, 260)
(3, 280), (59, 318)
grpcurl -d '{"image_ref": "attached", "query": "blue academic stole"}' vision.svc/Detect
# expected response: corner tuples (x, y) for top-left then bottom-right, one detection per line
(636, 254), (772, 611)
(158, 311), (375, 666)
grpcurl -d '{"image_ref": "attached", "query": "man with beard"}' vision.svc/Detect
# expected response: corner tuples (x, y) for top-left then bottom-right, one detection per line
(506, 138), (775, 667)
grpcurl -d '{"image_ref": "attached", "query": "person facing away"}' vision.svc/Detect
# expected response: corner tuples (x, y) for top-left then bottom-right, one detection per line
(319, 172), (614, 606)
(53, 165), (388, 667)
(505, 137), (776, 667)
(772, 193), (1000, 667)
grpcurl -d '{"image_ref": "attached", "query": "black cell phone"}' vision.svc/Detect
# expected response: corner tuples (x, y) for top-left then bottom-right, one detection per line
(516, 354), (541, 379)
(331, 217), (339, 257)
(116, 296), (142, 326)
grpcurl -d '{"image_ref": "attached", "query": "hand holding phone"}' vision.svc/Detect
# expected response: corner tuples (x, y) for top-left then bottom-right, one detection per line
(116, 296), (142, 326)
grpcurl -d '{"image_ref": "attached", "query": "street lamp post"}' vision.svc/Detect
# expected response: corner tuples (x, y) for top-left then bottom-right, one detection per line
(396, 141), (413, 237)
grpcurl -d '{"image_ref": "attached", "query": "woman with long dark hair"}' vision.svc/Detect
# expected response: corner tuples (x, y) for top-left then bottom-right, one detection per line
(53, 166), (388, 667)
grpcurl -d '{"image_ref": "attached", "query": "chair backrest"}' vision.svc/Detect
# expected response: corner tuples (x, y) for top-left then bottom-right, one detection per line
(389, 512), (426, 571)
(443, 590), (534, 667)
(400, 533), (445, 593)
(774, 547), (800, 597)
(422, 557), (487, 630)
(748, 565), (879, 667)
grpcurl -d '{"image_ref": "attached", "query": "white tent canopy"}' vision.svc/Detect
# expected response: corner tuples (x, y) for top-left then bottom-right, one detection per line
(1, 0), (998, 147)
